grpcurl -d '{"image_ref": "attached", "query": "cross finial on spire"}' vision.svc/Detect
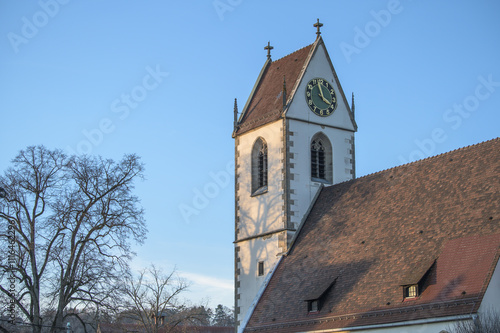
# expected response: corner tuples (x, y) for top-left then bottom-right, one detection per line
(314, 18), (323, 37)
(264, 41), (273, 59)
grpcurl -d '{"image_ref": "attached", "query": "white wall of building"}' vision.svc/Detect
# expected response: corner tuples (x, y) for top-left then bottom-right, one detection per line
(287, 119), (354, 231)
(478, 258), (500, 315)
(236, 121), (284, 240)
(324, 317), (471, 333)
(235, 234), (282, 325)
(235, 120), (285, 325)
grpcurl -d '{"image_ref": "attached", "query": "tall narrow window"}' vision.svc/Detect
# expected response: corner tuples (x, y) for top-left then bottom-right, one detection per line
(310, 133), (332, 183)
(258, 261), (264, 276)
(252, 138), (268, 195)
(311, 139), (325, 179)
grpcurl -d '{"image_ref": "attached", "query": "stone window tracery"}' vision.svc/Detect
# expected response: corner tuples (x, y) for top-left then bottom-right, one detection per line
(311, 133), (333, 183)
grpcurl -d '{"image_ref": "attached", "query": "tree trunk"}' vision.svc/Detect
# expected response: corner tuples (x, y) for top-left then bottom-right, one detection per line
(50, 291), (66, 333)
(31, 284), (42, 333)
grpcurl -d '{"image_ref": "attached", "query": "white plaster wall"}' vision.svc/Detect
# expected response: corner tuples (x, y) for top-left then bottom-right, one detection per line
(236, 121), (285, 240)
(286, 43), (355, 132)
(287, 119), (354, 230)
(478, 258), (500, 314)
(236, 234), (281, 324)
(235, 120), (285, 326)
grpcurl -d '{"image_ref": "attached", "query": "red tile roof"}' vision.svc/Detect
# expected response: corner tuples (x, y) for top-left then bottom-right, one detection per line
(234, 43), (314, 136)
(245, 138), (500, 332)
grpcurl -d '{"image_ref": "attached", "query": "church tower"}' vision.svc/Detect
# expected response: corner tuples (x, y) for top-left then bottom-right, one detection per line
(232, 21), (357, 330)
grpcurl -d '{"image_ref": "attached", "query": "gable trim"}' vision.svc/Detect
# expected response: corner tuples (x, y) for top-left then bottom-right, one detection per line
(233, 58), (272, 138)
(282, 36), (357, 131)
(319, 37), (358, 131)
(281, 38), (318, 118)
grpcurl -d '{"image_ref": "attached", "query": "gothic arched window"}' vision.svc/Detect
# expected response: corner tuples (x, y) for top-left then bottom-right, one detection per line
(311, 133), (333, 183)
(252, 137), (268, 195)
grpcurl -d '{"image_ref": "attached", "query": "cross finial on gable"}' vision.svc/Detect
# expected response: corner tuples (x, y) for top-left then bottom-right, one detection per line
(352, 92), (355, 116)
(233, 98), (239, 131)
(314, 18), (323, 37)
(264, 41), (273, 59)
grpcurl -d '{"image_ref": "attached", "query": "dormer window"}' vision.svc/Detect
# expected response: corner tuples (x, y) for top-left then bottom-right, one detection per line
(401, 260), (435, 300)
(304, 276), (337, 314)
(404, 284), (418, 298)
(308, 300), (319, 313)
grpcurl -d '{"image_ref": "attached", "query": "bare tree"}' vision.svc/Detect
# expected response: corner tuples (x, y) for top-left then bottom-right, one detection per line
(0, 146), (147, 333)
(121, 264), (207, 333)
(447, 310), (500, 333)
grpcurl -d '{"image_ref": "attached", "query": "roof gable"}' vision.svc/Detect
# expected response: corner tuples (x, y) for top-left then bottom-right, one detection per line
(245, 138), (500, 332)
(234, 37), (357, 137)
(284, 37), (357, 131)
(233, 43), (314, 136)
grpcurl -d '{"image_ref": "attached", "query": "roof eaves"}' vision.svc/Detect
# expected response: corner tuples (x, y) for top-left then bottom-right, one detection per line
(246, 300), (479, 332)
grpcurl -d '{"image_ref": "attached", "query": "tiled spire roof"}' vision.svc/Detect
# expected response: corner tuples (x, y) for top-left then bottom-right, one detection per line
(233, 42), (314, 136)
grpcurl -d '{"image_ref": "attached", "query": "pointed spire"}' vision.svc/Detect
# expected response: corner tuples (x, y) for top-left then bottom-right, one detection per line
(351, 92), (355, 117)
(233, 98), (238, 131)
(314, 19), (323, 37)
(264, 41), (273, 59)
(282, 75), (287, 109)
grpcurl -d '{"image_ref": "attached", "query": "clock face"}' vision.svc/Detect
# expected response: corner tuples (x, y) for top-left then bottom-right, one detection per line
(305, 78), (337, 117)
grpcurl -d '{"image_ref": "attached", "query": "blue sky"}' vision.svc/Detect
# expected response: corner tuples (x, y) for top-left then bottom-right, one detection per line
(1, 1), (499, 309)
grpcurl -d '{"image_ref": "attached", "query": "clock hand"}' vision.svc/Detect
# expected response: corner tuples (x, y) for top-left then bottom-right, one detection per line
(318, 84), (325, 98)
(317, 93), (331, 105)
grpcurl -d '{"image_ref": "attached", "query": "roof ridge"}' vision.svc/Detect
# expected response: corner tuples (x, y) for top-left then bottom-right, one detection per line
(352, 137), (500, 182)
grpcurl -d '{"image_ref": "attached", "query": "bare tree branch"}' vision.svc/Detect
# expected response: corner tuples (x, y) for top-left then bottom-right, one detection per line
(121, 264), (210, 333)
(0, 146), (147, 333)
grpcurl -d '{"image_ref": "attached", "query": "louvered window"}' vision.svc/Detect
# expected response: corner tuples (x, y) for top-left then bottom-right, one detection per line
(310, 133), (333, 183)
(311, 139), (325, 179)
